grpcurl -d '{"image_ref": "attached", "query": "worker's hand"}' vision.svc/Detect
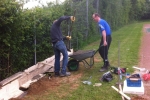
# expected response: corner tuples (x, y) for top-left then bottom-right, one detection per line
(70, 16), (75, 22)
(103, 41), (107, 46)
(66, 36), (71, 40)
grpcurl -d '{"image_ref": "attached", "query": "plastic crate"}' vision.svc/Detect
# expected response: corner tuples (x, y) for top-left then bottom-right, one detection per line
(126, 74), (141, 87)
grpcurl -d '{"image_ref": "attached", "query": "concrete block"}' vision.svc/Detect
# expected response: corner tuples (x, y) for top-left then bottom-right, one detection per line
(18, 73), (29, 86)
(24, 65), (38, 74)
(44, 55), (55, 62)
(0, 85), (7, 100)
(0, 72), (22, 87)
(7, 89), (24, 99)
(0, 80), (23, 100)
(6, 80), (19, 94)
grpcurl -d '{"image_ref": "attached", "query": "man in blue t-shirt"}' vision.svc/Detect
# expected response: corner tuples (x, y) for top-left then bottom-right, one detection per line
(92, 13), (112, 72)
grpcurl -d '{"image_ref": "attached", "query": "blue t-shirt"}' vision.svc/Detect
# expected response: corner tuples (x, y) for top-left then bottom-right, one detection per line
(98, 19), (111, 35)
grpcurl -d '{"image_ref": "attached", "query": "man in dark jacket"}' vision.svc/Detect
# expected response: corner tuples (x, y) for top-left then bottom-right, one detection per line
(50, 16), (75, 76)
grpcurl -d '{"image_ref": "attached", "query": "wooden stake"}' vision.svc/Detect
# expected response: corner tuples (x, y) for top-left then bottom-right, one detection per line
(119, 84), (125, 100)
(111, 86), (131, 100)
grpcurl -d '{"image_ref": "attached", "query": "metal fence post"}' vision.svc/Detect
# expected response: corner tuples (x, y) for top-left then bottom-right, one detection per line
(86, 0), (89, 39)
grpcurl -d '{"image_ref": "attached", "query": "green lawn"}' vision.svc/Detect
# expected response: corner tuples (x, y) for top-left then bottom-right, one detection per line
(24, 21), (149, 100)
(60, 22), (144, 100)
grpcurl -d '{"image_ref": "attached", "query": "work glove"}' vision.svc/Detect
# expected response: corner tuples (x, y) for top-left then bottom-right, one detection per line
(70, 16), (75, 22)
(66, 36), (71, 40)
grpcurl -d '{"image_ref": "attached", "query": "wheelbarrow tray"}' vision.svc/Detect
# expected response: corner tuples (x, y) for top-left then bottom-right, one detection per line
(69, 50), (95, 61)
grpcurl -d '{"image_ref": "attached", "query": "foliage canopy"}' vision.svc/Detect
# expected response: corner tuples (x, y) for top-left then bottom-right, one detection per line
(0, 0), (150, 80)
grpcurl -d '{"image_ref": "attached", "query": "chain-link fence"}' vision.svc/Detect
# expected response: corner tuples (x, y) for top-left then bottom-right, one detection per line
(62, 0), (101, 51)
(0, 0), (99, 80)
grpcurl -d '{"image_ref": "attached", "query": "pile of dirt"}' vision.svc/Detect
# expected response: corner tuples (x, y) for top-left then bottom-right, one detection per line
(27, 76), (60, 95)
(10, 76), (60, 100)
(10, 72), (83, 100)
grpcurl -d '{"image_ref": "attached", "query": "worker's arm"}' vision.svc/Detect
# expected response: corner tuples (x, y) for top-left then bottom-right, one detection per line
(102, 30), (107, 46)
(56, 16), (71, 26)
(55, 16), (75, 26)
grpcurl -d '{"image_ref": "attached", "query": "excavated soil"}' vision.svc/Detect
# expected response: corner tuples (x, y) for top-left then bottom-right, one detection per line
(10, 72), (83, 100)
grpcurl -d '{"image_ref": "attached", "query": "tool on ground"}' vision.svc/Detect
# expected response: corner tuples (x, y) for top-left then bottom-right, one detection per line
(100, 71), (113, 82)
(142, 73), (150, 81)
(119, 84), (125, 100)
(82, 76), (92, 85)
(111, 86), (131, 100)
(132, 66), (146, 72)
(93, 83), (102, 87)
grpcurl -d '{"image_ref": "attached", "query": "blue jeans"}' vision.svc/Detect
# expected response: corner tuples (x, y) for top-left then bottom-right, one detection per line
(53, 40), (68, 74)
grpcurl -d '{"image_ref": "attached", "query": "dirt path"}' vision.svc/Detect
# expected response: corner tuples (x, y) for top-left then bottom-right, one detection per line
(139, 24), (150, 69)
(137, 24), (150, 100)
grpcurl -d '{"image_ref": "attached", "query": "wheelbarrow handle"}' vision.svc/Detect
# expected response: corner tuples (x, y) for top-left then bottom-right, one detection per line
(92, 45), (104, 57)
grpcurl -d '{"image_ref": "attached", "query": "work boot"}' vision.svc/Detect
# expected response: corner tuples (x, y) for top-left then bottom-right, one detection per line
(99, 63), (110, 72)
(106, 63), (110, 69)
(105, 61), (110, 67)
(99, 66), (108, 72)
(60, 72), (71, 77)
(54, 72), (60, 77)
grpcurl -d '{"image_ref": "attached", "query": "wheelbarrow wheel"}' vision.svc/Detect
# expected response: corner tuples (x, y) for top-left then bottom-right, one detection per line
(67, 59), (79, 71)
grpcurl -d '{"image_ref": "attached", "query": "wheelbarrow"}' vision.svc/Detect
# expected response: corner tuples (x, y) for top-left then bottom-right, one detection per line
(67, 49), (99, 71)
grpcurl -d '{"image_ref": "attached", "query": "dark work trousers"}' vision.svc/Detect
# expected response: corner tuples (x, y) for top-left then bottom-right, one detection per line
(99, 35), (112, 66)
